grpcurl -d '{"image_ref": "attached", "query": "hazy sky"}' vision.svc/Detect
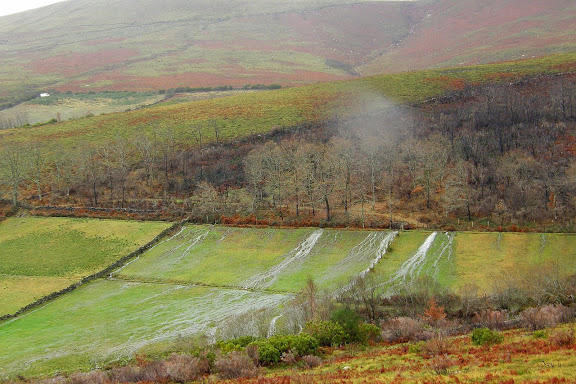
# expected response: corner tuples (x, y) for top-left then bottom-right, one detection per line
(0, 0), (66, 17)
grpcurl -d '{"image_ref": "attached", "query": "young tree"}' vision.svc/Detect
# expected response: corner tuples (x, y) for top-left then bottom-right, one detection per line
(0, 147), (28, 207)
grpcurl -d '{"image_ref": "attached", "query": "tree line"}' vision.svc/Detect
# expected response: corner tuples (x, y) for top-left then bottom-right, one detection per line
(0, 74), (574, 229)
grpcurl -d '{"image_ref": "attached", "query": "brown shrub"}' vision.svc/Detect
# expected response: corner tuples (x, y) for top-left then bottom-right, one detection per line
(473, 309), (509, 330)
(302, 355), (322, 369)
(139, 360), (167, 382)
(34, 377), (68, 384)
(246, 343), (259, 364)
(214, 351), (259, 379)
(382, 317), (431, 342)
(68, 372), (109, 384)
(281, 351), (298, 366)
(164, 353), (210, 382)
(108, 365), (142, 383)
(521, 305), (569, 330)
(422, 299), (446, 325)
(429, 354), (455, 375)
(550, 328), (575, 347)
(422, 335), (452, 358)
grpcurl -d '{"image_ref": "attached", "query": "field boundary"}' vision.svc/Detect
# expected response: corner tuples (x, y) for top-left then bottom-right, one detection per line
(0, 219), (184, 323)
(109, 276), (293, 295)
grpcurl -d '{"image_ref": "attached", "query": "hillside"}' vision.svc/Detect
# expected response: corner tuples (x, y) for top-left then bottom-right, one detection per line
(0, 0), (574, 109)
(0, 53), (574, 229)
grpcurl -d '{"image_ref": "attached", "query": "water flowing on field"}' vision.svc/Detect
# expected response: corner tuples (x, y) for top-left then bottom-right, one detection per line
(242, 230), (324, 289)
(382, 232), (454, 294)
(333, 231), (397, 294)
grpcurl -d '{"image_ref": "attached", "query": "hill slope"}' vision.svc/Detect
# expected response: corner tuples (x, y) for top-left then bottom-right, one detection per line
(0, 0), (574, 109)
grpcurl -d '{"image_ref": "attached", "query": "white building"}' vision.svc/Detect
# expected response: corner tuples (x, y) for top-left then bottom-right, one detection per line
(40, 93), (50, 98)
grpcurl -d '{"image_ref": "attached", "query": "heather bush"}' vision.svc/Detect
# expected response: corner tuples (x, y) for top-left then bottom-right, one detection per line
(214, 351), (259, 379)
(521, 305), (568, 330)
(421, 335), (452, 357)
(304, 320), (348, 346)
(471, 328), (504, 346)
(68, 371), (108, 384)
(281, 351), (298, 366)
(164, 353), (210, 382)
(472, 309), (509, 330)
(302, 355), (322, 369)
(381, 317), (431, 342)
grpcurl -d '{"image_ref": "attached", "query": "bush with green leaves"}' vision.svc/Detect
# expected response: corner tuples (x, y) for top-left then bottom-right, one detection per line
(331, 307), (361, 342)
(304, 320), (348, 347)
(471, 328), (504, 346)
(358, 322), (381, 344)
(248, 334), (319, 366)
(216, 336), (257, 353)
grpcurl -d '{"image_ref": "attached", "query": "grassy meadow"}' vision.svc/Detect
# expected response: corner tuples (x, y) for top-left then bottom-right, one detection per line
(1, 221), (576, 378)
(0, 217), (171, 316)
(0, 92), (165, 126)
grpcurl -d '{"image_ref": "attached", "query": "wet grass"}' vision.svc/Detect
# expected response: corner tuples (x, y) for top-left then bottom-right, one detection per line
(0, 280), (288, 378)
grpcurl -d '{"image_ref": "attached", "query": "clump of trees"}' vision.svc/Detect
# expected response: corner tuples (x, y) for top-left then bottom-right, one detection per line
(0, 74), (574, 229)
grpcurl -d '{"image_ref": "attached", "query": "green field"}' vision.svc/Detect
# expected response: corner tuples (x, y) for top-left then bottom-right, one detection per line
(1, 223), (576, 378)
(0, 217), (171, 316)
(0, 92), (165, 127)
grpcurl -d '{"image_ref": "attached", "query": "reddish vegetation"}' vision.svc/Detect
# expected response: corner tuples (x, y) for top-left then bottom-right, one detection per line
(55, 69), (351, 93)
(30, 48), (140, 75)
(363, 0), (576, 73)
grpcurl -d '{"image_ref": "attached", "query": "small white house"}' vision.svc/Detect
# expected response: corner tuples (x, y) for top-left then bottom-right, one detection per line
(40, 93), (50, 98)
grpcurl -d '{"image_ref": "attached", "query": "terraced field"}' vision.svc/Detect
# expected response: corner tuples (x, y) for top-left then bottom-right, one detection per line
(1, 223), (575, 378)
(0, 217), (171, 316)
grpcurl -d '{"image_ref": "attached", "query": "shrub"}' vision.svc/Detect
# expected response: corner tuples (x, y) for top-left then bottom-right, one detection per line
(281, 351), (298, 366)
(108, 365), (142, 383)
(429, 354), (455, 375)
(422, 299), (446, 325)
(164, 354), (210, 382)
(302, 355), (322, 369)
(249, 340), (280, 365)
(358, 323), (381, 344)
(520, 305), (569, 330)
(473, 309), (508, 330)
(304, 321), (348, 346)
(550, 328), (575, 347)
(382, 317), (430, 342)
(471, 328), (504, 346)
(249, 334), (319, 365)
(422, 335), (452, 357)
(214, 351), (259, 379)
(331, 307), (361, 341)
(68, 371), (108, 384)
(217, 336), (257, 353)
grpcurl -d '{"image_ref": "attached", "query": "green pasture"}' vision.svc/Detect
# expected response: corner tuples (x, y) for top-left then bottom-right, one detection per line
(0, 217), (171, 316)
